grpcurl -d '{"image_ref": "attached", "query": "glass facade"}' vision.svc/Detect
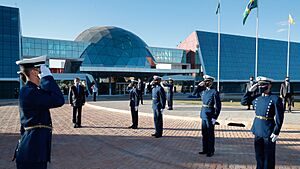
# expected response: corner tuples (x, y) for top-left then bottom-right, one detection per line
(148, 47), (186, 64)
(76, 26), (153, 68)
(0, 6), (20, 99)
(22, 37), (89, 59)
(197, 31), (300, 81)
(0, 6), (20, 79)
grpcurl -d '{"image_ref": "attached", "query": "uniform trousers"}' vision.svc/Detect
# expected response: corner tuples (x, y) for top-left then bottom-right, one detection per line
(153, 109), (163, 136)
(17, 162), (47, 169)
(167, 93), (173, 109)
(130, 106), (138, 128)
(201, 118), (215, 154)
(254, 136), (276, 169)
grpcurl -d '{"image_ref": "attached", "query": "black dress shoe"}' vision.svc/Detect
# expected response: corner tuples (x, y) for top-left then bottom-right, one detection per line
(132, 126), (138, 129)
(198, 151), (207, 155)
(155, 135), (162, 138)
(206, 153), (214, 157)
(128, 125), (133, 129)
(151, 133), (157, 137)
(73, 124), (78, 128)
(77, 125), (82, 128)
(168, 108), (173, 110)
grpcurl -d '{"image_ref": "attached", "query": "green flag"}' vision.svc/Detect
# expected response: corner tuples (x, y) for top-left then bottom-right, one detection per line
(243, 0), (258, 25)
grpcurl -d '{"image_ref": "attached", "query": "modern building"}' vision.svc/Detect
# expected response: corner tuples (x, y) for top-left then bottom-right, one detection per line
(0, 6), (21, 99)
(178, 31), (300, 93)
(0, 5), (299, 98)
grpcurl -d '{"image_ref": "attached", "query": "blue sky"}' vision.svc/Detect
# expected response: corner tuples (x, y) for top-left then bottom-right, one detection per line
(1, 0), (299, 48)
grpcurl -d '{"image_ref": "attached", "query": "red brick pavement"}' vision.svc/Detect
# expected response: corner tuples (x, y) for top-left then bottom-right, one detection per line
(0, 104), (299, 169)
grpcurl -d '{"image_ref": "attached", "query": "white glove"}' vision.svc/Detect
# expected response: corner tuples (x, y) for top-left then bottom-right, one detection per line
(248, 83), (258, 92)
(212, 118), (216, 125)
(270, 133), (279, 142)
(135, 106), (138, 111)
(199, 81), (205, 87)
(39, 64), (52, 78)
(160, 109), (164, 114)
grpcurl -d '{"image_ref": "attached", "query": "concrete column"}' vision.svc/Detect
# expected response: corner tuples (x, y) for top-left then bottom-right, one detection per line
(109, 76), (112, 95)
(124, 84), (126, 95)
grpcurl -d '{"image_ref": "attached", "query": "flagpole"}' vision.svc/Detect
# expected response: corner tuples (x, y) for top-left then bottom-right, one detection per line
(287, 20), (291, 77)
(217, 0), (221, 92)
(255, 0), (259, 79)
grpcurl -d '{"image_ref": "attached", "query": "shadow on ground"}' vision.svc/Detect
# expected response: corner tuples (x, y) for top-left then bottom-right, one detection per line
(1, 132), (299, 169)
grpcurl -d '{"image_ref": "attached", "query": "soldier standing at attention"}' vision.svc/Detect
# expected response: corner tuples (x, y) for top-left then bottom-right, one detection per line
(127, 80), (140, 129)
(195, 75), (221, 157)
(163, 78), (174, 110)
(241, 76), (284, 169)
(14, 56), (65, 169)
(151, 76), (166, 138)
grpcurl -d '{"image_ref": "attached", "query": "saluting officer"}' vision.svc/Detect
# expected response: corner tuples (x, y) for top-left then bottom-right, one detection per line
(14, 56), (65, 169)
(127, 80), (140, 129)
(151, 76), (166, 138)
(195, 75), (221, 157)
(241, 76), (284, 169)
(245, 76), (256, 110)
(163, 78), (174, 110)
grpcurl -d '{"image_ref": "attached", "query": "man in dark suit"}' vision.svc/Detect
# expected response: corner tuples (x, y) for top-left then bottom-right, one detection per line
(127, 80), (140, 129)
(69, 77), (86, 128)
(241, 76), (284, 169)
(151, 76), (166, 138)
(280, 76), (294, 113)
(15, 56), (65, 169)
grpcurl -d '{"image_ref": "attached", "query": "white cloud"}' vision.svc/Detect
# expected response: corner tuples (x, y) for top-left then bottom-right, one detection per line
(276, 20), (288, 26)
(276, 21), (288, 26)
(277, 28), (287, 33)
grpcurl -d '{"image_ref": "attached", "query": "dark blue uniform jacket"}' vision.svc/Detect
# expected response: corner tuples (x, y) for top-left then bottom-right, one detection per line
(164, 83), (174, 95)
(17, 76), (64, 162)
(152, 84), (166, 110)
(200, 88), (221, 119)
(129, 88), (139, 107)
(241, 92), (284, 137)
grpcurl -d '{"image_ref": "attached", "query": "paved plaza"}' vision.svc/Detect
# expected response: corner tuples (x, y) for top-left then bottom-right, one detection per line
(0, 99), (300, 169)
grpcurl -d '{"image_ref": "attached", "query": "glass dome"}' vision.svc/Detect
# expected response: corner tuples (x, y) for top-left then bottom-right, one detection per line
(75, 26), (153, 68)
